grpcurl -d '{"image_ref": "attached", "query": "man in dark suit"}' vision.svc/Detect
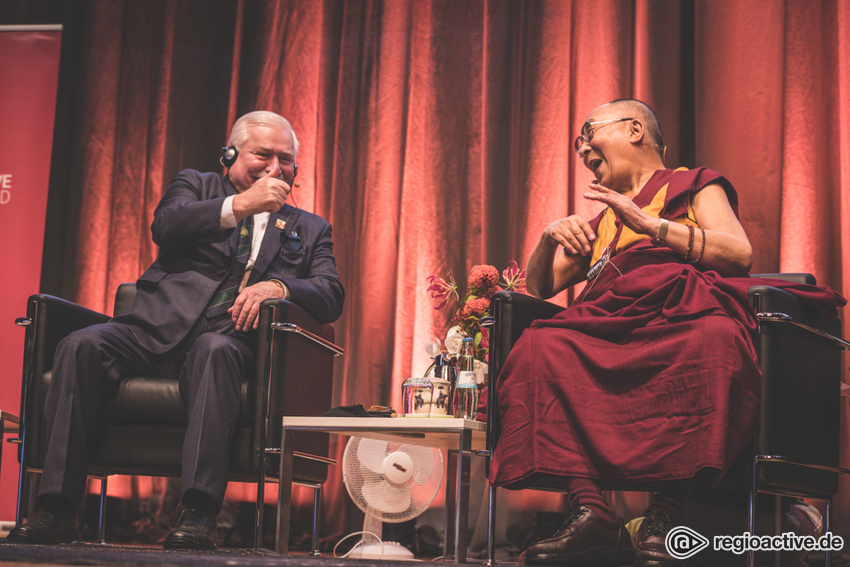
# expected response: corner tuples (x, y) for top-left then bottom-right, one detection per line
(8, 111), (344, 549)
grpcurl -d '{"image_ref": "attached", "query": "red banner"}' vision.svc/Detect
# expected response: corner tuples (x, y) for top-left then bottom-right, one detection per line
(0, 25), (62, 520)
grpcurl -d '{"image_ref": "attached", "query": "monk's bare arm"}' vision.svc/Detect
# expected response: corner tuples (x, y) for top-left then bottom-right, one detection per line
(686, 184), (753, 275)
(584, 181), (752, 276)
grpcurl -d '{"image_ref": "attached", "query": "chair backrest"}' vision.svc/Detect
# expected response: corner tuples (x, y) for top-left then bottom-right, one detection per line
(114, 283), (137, 316)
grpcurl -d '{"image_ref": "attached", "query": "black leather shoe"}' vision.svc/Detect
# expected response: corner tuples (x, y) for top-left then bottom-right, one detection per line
(163, 507), (218, 550)
(521, 506), (634, 566)
(634, 510), (682, 566)
(6, 508), (80, 544)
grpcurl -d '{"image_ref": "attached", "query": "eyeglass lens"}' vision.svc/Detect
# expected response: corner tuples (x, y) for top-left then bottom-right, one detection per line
(574, 123), (592, 153)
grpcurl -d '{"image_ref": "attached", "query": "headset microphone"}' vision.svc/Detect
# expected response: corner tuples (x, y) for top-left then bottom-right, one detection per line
(288, 164), (300, 208)
(220, 146), (238, 168)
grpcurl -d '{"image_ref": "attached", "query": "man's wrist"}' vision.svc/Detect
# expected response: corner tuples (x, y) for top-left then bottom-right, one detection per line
(220, 195), (237, 229)
(269, 279), (289, 299)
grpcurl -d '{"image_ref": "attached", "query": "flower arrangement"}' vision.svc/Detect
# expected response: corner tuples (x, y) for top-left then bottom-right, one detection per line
(425, 261), (527, 366)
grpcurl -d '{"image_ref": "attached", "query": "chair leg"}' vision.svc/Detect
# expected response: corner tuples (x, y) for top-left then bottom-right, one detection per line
(255, 473), (266, 549)
(98, 477), (108, 545)
(486, 483), (497, 565)
(747, 490), (757, 567)
(825, 499), (832, 567)
(309, 486), (321, 557)
(15, 466), (28, 525)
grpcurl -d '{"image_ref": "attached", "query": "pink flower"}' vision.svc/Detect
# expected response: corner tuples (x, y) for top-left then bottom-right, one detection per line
(479, 327), (490, 354)
(426, 272), (458, 310)
(468, 264), (500, 291)
(501, 260), (527, 293)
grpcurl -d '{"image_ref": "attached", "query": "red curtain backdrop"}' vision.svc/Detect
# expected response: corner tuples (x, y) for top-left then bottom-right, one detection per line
(3, 0), (849, 545)
(0, 24), (62, 523)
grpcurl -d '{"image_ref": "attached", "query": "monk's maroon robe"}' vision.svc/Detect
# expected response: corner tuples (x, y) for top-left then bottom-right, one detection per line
(489, 168), (845, 489)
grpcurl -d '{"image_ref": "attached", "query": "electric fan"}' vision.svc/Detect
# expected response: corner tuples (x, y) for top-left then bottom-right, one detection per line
(339, 437), (444, 560)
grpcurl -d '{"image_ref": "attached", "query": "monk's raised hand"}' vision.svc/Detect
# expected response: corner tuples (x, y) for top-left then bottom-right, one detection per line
(543, 215), (596, 256)
(584, 181), (655, 236)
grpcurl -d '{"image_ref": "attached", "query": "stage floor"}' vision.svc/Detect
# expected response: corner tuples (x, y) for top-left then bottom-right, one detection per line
(0, 541), (491, 567)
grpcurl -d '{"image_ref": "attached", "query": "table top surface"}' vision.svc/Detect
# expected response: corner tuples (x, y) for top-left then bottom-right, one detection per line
(281, 416), (487, 451)
(0, 410), (20, 434)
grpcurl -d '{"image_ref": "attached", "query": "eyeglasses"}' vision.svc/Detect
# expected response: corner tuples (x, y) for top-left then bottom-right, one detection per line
(574, 117), (634, 155)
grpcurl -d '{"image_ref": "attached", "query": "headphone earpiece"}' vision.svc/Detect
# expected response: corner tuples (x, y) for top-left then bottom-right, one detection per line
(220, 146), (238, 168)
(293, 163), (298, 178)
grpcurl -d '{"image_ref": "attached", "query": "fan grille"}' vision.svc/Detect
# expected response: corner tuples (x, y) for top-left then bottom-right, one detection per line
(342, 437), (444, 523)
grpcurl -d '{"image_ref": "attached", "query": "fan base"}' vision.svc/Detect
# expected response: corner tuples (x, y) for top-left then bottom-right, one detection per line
(348, 541), (415, 560)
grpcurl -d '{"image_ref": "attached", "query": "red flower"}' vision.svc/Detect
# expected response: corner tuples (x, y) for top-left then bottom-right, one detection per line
(468, 264), (500, 292)
(459, 296), (490, 319)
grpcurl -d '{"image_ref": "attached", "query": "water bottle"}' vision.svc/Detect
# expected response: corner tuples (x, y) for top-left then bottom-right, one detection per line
(452, 338), (479, 419)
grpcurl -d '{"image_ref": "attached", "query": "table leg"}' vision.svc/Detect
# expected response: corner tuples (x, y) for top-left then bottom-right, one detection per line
(276, 426), (294, 554)
(487, 483), (497, 565)
(445, 451), (457, 558)
(254, 447), (266, 549)
(444, 428), (471, 563)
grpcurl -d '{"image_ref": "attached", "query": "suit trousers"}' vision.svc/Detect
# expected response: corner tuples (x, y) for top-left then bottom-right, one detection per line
(38, 314), (253, 511)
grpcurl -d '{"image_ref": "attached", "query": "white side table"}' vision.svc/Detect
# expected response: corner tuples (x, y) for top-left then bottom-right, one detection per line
(277, 416), (486, 563)
(0, 411), (19, 484)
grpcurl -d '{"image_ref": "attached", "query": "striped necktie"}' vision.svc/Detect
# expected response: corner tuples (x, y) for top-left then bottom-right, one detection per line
(206, 215), (254, 317)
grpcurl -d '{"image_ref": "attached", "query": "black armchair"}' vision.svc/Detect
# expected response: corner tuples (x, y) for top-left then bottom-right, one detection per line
(483, 274), (849, 566)
(14, 283), (343, 552)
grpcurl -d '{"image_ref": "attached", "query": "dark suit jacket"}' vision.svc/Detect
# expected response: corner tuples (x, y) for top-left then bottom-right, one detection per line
(113, 169), (344, 353)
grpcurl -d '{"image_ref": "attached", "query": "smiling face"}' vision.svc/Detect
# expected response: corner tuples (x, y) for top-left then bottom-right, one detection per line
(577, 105), (635, 186)
(576, 100), (667, 192)
(227, 124), (297, 193)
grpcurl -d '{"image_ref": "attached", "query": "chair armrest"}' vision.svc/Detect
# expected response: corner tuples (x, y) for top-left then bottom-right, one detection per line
(18, 294), (110, 458)
(254, 299), (340, 468)
(20, 294), (110, 376)
(748, 284), (847, 348)
(269, 322), (343, 355)
(756, 313), (850, 350)
(485, 291), (565, 454)
(751, 273), (816, 285)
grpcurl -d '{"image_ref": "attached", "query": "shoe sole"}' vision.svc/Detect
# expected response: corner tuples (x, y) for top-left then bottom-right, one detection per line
(163, 542), (216, 551)
(6, 528), (80, 546)
(163, 536), (216, 551)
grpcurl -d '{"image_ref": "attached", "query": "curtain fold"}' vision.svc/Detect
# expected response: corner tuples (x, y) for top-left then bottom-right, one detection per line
(3, 0), (849, 547)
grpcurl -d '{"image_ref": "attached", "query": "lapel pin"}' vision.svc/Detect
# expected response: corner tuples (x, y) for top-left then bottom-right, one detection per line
(275, 219), (286, 231)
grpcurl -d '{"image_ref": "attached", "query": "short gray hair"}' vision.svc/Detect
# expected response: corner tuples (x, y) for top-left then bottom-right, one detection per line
(227, 110), (300, 157)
